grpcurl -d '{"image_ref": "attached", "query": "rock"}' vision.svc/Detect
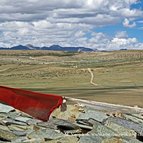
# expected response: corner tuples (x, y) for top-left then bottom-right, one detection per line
(105, 120), (137, 137)
(89, 119), (118, 137)
(3, 118), (27, 126)
(77, 108), (108, 122)
(101, 137), (122, 143)
(0, 125), (10, 132)
(63, 129), (82, 135)
(11, 137), (29, 143)
(14, 116), (32, 123)
(49, 118), (79, 130)
(51, 105), (81, 122)
(8, 124), (28, 131)
(0, 112), (7, 121)
(47, 136), (79, 143)
(12, 130), (28, 136)
(79, 135), (103, 143)
(132, 114), (143, 120)
(27, 128), (64, 140)
(0, 101), (143, 143)
(0, 104), (14, 113)
(75, 122), (93, 130)
(106, 117), (143, 136)
(121, 137), (143, 143)
(8, 112), (21, 120)
(102, 136), (142, 143)
(27, 118), (41, 125)
(123, 114), (143, 124)
(37, 121), (56, 129)
(0, 129), (17, 141)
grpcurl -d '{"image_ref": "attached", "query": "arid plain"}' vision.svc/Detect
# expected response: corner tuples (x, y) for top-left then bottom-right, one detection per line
(0, 50), (143, 107)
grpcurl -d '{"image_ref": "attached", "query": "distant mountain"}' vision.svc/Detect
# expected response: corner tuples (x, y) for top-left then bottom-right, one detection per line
(0, 47), (4, 50)
(0, 44), (94, 52)
(26, 44), (41, 50)
(0, 45), (40, 50)
(11, 45), (31, 50)
(42, 45), (63, 51)
(0, 47), (9, 50)
(42, 45), (93, 52)
(120, 48), (127, 51)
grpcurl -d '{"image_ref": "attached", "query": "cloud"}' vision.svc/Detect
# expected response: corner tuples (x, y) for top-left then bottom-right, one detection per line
(108, 37), (137, 50)
(0, 0), (142, 23)
(0, 0), (143, 49)
(123, 18), (136, 28)
(119, 8), (143, 17)
(99, 32), (143, 50)
(0, 22), (143, 50)
(75, 31), (143, 50)
(115, 31), (128, 38)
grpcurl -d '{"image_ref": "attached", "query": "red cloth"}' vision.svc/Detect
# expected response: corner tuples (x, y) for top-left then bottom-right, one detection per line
(0, 86), (63, 121)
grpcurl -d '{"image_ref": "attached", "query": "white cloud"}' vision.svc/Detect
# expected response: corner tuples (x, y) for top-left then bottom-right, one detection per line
(108, 37), (137, 50)
(119, 8), (143, 17)
(123, 18), (136, 28)
(0, 0), (142, 23)
(0, 0), (142, 49)
(74, 31), (143, 50)
(115, 31), (128, 38)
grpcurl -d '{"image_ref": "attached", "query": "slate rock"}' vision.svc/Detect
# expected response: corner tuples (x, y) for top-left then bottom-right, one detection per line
(121, 137), (143, 143)
(14, 116), (32, 123)
(106, 117), (143, 136)
(123, 114), (143, 124)
(0, 104), (14, 113)
(7, 112), (21, 120)
(79, 135), (103, 143)
(48, 118), (79, 131)
(51, 105), (81, 122)
(8, 124), (28, 131)
(0, 129), (17, 141)
(89, 120), (118, 137)
(27, 128), (64, 140)
(27, 119), (41, 125)
(101, 137), (122, 143)
(47, 136), (79, 143)
(0, 112), (8, 121)
(105, 120), (137, 137)
(132, 114), (143, 120)
(77, 108), (108, 122)
(3, 118), (27, 126)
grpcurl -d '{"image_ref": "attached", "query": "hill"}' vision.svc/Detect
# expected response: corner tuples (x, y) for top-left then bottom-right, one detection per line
(0, 44), (94, 52)
(0, 50), (143, 107)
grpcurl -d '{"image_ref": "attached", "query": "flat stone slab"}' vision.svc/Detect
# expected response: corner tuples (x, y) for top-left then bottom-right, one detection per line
(0, 101), (143, 143)
(105, 117), (143, 136)
(0, 103), (14, 113)
(77, 108), (108, 122)
(105, 120), (137, 137)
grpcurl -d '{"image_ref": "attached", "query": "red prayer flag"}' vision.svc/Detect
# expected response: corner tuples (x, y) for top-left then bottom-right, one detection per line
(0, 86), (63, 121)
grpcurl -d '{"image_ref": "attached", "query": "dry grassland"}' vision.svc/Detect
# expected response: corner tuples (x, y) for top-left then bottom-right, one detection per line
(0, 50), (143, 107)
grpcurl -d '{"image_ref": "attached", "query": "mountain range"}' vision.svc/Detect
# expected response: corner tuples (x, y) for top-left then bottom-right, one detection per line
(0, 44), (94, 52)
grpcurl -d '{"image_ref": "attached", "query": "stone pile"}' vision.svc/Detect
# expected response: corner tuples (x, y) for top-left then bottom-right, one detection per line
(0, 100), (143, 143)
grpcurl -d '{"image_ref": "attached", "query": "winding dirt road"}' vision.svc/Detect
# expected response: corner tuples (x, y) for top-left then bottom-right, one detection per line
(87, 68), (98, 86)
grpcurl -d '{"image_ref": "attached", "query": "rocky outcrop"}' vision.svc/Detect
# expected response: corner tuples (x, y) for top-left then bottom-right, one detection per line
(0, 99), (143, 143)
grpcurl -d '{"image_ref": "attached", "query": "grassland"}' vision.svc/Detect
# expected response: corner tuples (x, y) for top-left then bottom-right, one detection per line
(0, 50), (143, 107)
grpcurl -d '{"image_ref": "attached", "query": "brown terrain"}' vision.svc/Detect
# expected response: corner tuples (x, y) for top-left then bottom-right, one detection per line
(0, 50), (143, 107)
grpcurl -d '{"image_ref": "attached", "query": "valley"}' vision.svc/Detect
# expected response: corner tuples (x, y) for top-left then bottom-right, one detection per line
(0, 50), (143, 107)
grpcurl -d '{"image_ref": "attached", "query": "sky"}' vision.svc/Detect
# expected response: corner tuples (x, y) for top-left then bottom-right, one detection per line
(0, 0), (143, 50)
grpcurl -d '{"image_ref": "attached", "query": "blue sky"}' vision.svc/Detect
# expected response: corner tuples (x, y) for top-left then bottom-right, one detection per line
(95, 23), (143, 42)
(0, 0), (143, 50)
(131, 0), (143, 9)
(94, 1), (143, 43)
